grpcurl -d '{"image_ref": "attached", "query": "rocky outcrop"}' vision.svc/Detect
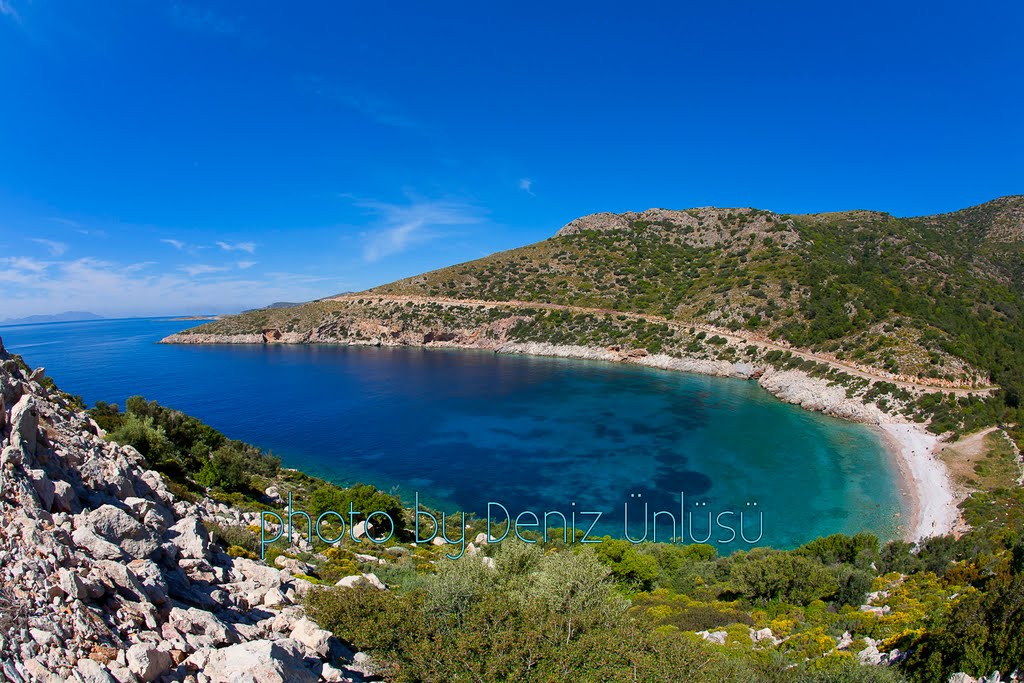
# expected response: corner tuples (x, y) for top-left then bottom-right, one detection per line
(756, 367), (889, 424)
(0, 336), (373, 682)
(555, 206), (801, 249)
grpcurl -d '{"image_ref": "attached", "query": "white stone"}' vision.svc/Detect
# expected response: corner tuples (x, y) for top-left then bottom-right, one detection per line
(290, 618), (334, 657)
(126, 643), (172, 682)
(184, 639), (319, 683)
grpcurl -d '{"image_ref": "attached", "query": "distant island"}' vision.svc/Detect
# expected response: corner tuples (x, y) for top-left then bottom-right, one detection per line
(0, 311), (103, 325)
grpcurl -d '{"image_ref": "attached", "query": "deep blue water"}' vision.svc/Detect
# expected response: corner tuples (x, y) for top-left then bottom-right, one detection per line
(0, 317), (906, 549)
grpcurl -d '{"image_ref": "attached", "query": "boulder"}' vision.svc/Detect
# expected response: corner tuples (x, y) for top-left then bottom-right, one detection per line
(127, 558), (169, 604)
(265, 485), (283, 503)
(335, 572), (387, 590)
(231, 557), (284, 587)
(352, 519), (374, 540)
(165, 515), (211, 560)
(697, 630), (727, 645)
(57, 567), (88, 600)
(72, 525), (126, 561)
(185, 639), (320, 683)
(51, 479), (77, 512)
(168, 606), (237, 647)
(26, 468), (56, 510)
(75, 658), (118, 683)
(125, 643), (172, 683)
(10, 394), (39, 456)
(858, 644), (883, 665)
(1, 444), (21, 468)
(274, 555), (309, 574)
(290, 618), (334, 657)
(85, 504), (160, 560)
(352, 552), (385, 565)
(263, 586), (289, 608)
(93, 559), (149, 602)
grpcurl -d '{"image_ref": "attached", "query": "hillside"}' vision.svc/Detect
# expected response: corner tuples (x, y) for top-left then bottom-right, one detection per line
(166, 197), (1024, 434)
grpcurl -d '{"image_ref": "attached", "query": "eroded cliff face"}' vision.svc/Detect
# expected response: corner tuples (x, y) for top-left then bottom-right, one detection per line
(0, 337), (375, 683)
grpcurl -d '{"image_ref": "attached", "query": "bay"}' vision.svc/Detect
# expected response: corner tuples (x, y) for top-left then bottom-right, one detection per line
(0, 317), (905, 549)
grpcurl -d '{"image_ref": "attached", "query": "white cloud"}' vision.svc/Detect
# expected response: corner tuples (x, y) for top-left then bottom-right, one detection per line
(518, 178), (535, 196)
(356, 198), (485, 262)
(0, 256), (48, 273)
(30, 238), (68, 256)
(237, 260), (258, 269)
(161, 238), (187, 250)
(181, 264), (229, 276)
(216, 241), (256, 254)
(0, 255), (336, 319)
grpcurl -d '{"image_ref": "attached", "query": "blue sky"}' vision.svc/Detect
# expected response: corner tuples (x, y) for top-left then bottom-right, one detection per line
(1, 1), (1021, 318)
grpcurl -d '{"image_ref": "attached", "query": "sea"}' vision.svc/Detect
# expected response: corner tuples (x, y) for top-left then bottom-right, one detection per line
(0, 317), (905, 550)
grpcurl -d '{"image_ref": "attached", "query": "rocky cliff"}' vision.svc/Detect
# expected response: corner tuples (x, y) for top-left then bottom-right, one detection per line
(0, 336), (375, 683)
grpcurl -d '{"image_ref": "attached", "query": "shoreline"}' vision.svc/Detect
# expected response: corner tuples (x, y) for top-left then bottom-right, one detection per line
(162, 334), (960, 542)
(877, 423), (959, 542)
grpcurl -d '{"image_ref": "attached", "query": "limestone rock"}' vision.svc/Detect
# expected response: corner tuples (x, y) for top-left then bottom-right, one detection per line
(290, 618), (334, 658)
(334, 572), (387, 590)
(76, 658), (118, 683)
(185, 639), (321, 683)
(165, 515), (211, 560)
(858, 644), (883, 665)
(126, 643), (172, 682)
(84, 504), (159, 560)
(10, 394), (39, 456)
(697, 630), (728, 645)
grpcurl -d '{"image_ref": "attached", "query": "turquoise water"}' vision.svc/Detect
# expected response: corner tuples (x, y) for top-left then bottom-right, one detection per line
(0, 318), (905, 549)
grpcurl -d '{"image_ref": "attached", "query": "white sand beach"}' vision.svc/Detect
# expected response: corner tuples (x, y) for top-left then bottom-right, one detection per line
(879, 422), (959, 542)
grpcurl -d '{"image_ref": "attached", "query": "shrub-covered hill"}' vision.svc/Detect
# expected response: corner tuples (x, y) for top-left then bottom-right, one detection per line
(370, 197), (1024, 390)
(169, 197), (1024, 438)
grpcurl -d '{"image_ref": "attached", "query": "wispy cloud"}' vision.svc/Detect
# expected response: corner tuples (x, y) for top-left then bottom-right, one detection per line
(169, 2), (239, 35)
(47, 217), (82, 228)
(161, 238), (187, 250)
(181, 264), (229, 276)
(30, 238), (68, 256)
(518, 178), (535, 196)
(355, 197), (485, 262)
(0, 256), (48, 273)
(305, 76), (420, 130)
(0, 0), (21, 24)
(237, 260), (258, 269)
(0, 255), (336, 319)
(216, 241), (256, 254)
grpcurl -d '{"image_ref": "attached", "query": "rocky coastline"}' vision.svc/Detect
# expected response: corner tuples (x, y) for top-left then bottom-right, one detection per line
(0, 335), (378, 683)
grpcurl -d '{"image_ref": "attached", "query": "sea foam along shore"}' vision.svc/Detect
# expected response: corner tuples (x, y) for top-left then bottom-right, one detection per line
(163, 334), (962, 542)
